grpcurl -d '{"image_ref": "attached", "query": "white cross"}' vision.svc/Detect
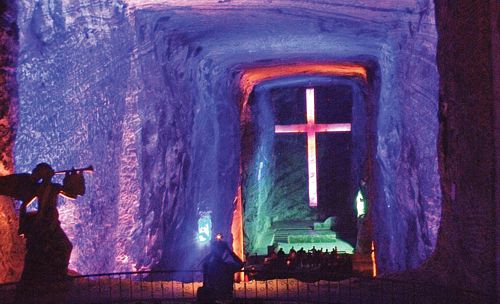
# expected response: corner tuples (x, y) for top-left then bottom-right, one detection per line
(274, 88), (351, 207)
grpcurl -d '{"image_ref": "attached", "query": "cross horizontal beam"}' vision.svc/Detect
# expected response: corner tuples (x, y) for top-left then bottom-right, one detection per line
(274, 88), (351, 207)
(275, 123), (351, 133)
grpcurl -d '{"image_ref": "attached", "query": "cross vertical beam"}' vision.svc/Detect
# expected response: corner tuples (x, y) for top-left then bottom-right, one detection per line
(275, 88), (351, 207)
(306, 88), (318, 207)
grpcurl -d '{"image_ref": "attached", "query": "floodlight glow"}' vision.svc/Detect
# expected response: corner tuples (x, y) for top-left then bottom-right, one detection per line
(356, 190), (366, 217)
(25, 196), (37, 208)
(275, 88), (351, 207)
(371, 241), (377, 277)
(60, 193), (77, 201)
(198, 212), (212, 243)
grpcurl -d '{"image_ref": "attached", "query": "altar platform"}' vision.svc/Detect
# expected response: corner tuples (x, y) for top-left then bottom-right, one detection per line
(259, 218), (354, 254)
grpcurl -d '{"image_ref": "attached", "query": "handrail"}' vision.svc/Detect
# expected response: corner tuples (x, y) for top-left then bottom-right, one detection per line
(0, 269), (497, 304)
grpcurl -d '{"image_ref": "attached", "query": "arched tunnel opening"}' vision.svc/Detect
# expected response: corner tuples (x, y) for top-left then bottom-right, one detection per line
(235, 63), (374, 260)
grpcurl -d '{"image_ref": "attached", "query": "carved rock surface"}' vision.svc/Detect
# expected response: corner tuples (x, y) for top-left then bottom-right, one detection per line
(421, 0), (497, 294)
(14, 0), (132, 274)
(5, 0), (442, 279)
(0, 1), (24, 284)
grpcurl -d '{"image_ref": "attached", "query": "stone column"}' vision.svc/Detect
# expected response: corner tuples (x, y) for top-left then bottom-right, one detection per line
(431, 0), (497, 295)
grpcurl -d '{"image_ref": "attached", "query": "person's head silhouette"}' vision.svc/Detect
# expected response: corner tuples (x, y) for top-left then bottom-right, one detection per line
(31, 163), (54, 183)
(210, 233), (228, 258)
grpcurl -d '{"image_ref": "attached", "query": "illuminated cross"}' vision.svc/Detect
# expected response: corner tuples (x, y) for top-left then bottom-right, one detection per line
(274, 88), (351, 207)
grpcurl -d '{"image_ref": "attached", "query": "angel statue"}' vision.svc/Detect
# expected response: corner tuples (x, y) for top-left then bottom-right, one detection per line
(0, 163), (91, 285)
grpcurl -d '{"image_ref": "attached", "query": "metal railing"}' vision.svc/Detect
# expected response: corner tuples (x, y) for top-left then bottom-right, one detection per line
(0, 270), (496, 304)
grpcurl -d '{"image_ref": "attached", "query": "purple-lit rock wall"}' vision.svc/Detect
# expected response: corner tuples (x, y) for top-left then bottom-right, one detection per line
(14, 0), (134, 273)
(5, 0), (442, 277)
(419, 0), (497, 294)
(0, 0), (24, 283)
(129, 0), (442, 274)
(372, 1), (442, 271)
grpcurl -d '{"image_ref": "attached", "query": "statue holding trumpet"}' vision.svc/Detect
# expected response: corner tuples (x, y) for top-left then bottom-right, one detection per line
(0, 163), (93, 285)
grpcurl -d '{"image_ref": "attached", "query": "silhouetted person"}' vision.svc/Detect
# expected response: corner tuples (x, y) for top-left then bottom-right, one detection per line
(0, 163), (86, 286)
(276, 248), (286, 269)
(198, 235), (243, 303)
(266, 246), (277, 261)
(20, 163), (77, 285)
(297, 247), (306, 268)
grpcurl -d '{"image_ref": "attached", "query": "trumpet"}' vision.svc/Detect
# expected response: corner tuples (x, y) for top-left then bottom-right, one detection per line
(54, 165), (94, 175)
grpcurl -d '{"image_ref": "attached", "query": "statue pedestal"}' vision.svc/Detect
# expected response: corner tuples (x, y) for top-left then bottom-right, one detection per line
(21, 225), (72, 284)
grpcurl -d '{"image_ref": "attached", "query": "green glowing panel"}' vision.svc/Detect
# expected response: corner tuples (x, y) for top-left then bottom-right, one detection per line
(288, 233), (337, 243)
(356, 190), (366, 218)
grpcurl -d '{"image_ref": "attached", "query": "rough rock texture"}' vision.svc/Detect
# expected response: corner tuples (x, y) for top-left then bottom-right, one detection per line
(129, 0), (441, 274)
(14, 0), (132, 274)
(1, 0), (442, 280)
(414, 0), (497, 295)
(494, 0), (500, 297)
(0, 1), (24, 283)
(372, 1), (441, 271)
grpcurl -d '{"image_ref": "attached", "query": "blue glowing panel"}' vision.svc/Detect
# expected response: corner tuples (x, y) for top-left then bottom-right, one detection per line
(198, 213), (212, 243)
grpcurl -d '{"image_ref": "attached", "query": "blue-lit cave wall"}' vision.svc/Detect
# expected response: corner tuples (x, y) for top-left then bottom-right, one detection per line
(9, 0), (441, 276)
(14, 0), (132, 273)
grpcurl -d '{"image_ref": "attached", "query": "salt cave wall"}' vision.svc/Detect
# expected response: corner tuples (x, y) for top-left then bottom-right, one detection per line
(130, 0), (442, 274)
(14, 0), (135, 274)
(422, 0), (498, 294)
(371, 2), (442, 271)
(0, 0), (441, 279)
(0, 1), (24, 283)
